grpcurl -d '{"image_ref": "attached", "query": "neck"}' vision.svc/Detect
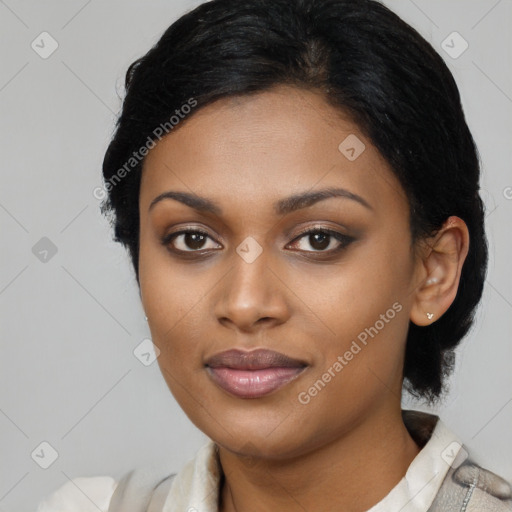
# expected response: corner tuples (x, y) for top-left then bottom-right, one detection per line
(218, 407), (421, 512)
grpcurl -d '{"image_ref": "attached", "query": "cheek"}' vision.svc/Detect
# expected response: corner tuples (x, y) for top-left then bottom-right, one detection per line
(299, 228), (413, 386)
(308, 230), (412, 327)
(348, 224), (414, 306)
(138, 236), (204, 355)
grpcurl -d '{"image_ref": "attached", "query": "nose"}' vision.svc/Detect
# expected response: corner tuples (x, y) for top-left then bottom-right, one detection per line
(213, 245), (291, 333)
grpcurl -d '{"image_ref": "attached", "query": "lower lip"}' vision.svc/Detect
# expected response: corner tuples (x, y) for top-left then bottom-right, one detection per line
(206, 366), (306, 398)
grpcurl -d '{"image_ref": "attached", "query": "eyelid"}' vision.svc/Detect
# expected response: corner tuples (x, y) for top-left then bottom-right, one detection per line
(285, 225), (355, 251)
(291, 223), (349, 238)
(161, 225), (223, 249)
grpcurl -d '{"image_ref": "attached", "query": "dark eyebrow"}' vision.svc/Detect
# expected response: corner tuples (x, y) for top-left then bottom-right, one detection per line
(149, 191), (222, 215)
(275, 187), (372, 215)
(148, 187), (372, 215)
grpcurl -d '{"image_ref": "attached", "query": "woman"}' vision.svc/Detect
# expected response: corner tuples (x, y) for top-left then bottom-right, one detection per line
(37, 0), (512, 510)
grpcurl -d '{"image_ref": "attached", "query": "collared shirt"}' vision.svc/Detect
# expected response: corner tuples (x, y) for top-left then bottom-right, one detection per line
(151, 410), (462, 512)
(36, 411), (509, 511)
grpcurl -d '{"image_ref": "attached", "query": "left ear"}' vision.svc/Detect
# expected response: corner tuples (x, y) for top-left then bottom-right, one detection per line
(410, 216), (470, 327)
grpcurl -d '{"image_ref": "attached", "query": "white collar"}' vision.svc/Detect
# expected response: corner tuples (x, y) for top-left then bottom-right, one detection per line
(162, 410), (463, 512)
(367, 411), (463, 511)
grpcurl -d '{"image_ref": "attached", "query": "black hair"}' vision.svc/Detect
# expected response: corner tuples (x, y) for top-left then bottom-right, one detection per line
(101, 0), (488, 403)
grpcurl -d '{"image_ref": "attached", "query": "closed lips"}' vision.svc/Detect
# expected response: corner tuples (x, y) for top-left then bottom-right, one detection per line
(204, 348), (308, 398)
(204, 348), (308, 370)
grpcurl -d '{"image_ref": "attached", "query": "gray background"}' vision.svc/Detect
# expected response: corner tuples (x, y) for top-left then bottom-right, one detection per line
(1, 0), (511, 510)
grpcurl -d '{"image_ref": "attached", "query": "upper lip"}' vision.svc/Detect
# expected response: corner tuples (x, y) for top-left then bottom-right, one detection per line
(205, 348), (308, 370)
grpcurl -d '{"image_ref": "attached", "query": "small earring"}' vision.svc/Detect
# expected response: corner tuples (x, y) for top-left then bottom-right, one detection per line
(425, 277), (439, 286)
(144, 315), (148, 321)
(426, 312), (434, 320)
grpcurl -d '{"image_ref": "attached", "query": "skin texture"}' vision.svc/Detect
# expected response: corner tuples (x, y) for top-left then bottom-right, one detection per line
(138, 85), (469, 512)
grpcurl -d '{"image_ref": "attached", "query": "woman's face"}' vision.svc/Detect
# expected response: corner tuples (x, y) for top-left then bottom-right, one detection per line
(138, 85), (422, 459)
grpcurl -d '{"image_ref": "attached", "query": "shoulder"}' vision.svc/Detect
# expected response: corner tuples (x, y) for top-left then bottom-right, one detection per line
(37, 476), (118, 512)
(432, 458), (512, 511)
(456, 461), (512, 511)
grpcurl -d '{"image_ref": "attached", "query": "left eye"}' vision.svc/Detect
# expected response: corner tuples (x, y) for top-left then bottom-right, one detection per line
(287, 229), (354, 252)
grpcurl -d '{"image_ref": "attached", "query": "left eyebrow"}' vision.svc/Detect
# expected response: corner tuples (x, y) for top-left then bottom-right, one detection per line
(275, 187), (373, 215)
(148, 186), (373, 215)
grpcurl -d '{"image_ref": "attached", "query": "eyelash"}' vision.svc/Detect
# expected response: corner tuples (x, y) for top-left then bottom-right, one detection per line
(161, 225), (355, 257)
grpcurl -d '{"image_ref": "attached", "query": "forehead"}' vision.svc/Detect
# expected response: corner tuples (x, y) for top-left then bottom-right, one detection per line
(139, 85), (405, 215)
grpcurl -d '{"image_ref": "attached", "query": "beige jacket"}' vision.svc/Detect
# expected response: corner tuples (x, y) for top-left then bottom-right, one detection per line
(37, 410), (512, 511)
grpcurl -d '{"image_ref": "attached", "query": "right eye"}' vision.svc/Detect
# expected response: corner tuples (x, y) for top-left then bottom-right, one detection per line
(162, 229), (222, 253)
